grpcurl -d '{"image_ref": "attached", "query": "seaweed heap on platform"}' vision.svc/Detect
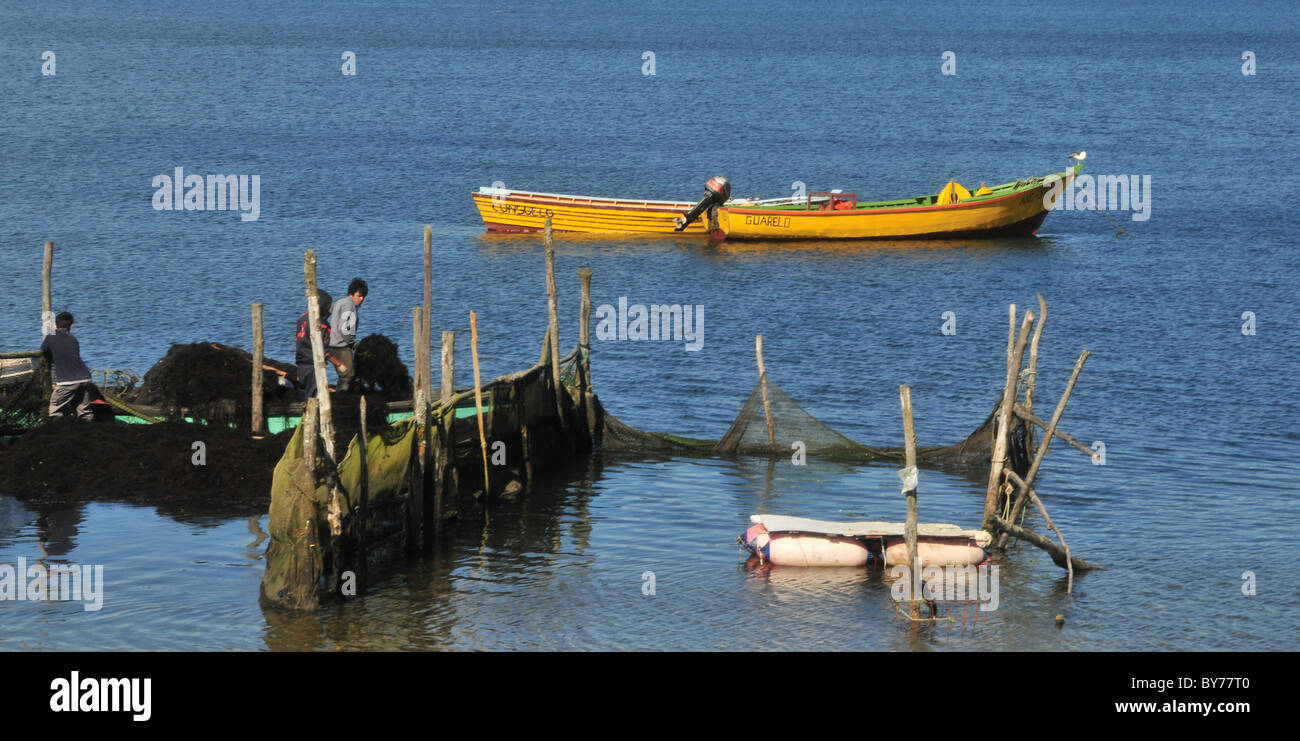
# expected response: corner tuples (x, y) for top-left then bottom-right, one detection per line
(0, 418), (285, 514)
(352, 333), (412, 400)
(129, 342), (296, 428)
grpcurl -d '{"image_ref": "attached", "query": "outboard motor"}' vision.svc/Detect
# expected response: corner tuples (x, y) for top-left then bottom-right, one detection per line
(674, 175), (731, 232)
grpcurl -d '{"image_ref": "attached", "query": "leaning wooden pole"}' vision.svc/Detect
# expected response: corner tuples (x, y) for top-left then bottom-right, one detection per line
(543, 218), (567, 433)
(1024, 293), (1047, 450)
(756, 334), (776, 447)
(304, 251), (337, 461)
(997, 349), (1090, 548)
(41, 241), (54, 338)
(899, 384), (920, 622)
(251, 303), (265, 433)
(469, 311), (492, 506)
(1007, 470), (1077, 592)
(983, 308), (1034, 531)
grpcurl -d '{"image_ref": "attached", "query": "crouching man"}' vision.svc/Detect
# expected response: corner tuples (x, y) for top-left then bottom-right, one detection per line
(40, 311), (95, 420)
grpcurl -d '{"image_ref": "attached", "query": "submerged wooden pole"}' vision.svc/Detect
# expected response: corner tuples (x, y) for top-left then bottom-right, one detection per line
(41, 241), (53, 338)
(756, 335), (776, 447)
(251, 303), (265, 433)
(900, 384), (920, 622)
(470, 311), (492, 505)
(983, 308), (1034, 531)
(991, 514), (1103, 573)
(304, 251), (337, 461)
(543, 218), (566, 432)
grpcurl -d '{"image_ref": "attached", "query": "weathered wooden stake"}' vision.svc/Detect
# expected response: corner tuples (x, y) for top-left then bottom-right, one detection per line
(469, 310), (492, 506)
(41, 241), (54, 338)
(440, 331), (455, 402)
(423, 224), (433, 343)
(411, 307), (427, 550)
(983, 308), (1034, 530)
(543, 218), (566, 433)
(302, 397), (318, 477)
(755, 334), (776, 447)
(900, 384), (920, 622)
(251, 303), (265, 433)
(304, 251), (337, 461)
(578, 267), (593, 388)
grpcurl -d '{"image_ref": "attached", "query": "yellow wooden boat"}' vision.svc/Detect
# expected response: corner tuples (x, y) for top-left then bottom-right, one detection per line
(472, 163), (1080, 241)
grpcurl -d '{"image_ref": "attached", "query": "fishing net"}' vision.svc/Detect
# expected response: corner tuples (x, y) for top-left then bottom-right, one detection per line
(592, 371), (1028, 472)
(261, 417), (418, 610)
(714, 377), (880, 459)
(0, 355), (48, 435)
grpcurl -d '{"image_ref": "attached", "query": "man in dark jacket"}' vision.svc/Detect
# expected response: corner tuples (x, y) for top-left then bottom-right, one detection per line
(40, 312), (95, 420)
(295, 290), (333, 401)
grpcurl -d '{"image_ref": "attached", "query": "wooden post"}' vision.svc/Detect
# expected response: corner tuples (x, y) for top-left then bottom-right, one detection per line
(413, 308), (427, 430)
(411, 307), (427, 550)
(422, 224), (433, 393)
(543, 218), (566, 433)
(251, 303), (265, 433)
(440, 331), (455, 402)
(983, 308), (1034, 531)
(358, 395), (370, 590)
(304, 251), (336, 461)
(41, 241), (54, 338)
(469, 311), (492, 505)
(899, 384), (920, 622)
(578, 267), (593, 389)
(302, 397), (318, 477)
(755, 335), (776, 447)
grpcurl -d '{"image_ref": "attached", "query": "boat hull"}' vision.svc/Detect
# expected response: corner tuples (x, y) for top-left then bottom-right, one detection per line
(471, 189), (708, 235)
(719, 181), (1063, 241)
(474, 166), (1076, 241)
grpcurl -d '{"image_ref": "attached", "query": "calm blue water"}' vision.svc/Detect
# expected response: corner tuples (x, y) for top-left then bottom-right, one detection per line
(1, 0), (1297, 650)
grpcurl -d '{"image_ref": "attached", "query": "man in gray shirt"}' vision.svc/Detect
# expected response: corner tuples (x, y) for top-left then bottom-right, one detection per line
(39, 312), (95, 420)
(328, 278), (368, 392)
